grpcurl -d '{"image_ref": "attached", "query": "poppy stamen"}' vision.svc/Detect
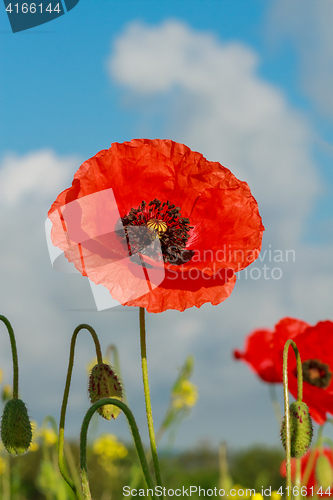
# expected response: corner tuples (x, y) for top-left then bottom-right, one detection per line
(147, 219), (168, 238)
(121, 199), (195, 265)
(302, 359), (332, 389)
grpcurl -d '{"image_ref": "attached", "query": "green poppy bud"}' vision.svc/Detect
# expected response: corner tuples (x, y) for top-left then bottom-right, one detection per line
(316, 454), (333, 490)
(88, 363), (123, 420)
(280, 401), (313, 458)
(1, 399), (32, 455)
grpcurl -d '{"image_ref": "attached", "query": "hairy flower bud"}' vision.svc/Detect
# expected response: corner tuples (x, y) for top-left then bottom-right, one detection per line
(1, 399), (32, 455)
(88, 363), (123, 420)
(316, 454), (333, 490)
(280, 401), (313, 458)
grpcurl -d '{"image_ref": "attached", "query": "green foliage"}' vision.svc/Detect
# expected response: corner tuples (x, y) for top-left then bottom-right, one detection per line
(229, 445), (285, 491)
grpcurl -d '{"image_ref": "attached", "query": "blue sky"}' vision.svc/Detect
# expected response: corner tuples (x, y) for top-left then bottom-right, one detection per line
(1, 0), (333, 453)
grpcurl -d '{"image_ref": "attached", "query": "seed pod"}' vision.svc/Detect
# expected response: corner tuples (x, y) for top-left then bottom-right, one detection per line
(280, 401), (313, 458)
(88, 363), (123, 420)
(316, 454), (333, 490)
(1, 399), (32, 455)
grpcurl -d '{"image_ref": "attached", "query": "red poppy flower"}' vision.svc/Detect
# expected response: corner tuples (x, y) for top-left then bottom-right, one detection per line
(234, 318), (333, 424)
(234, 318), (309, 383)
(48, 139), (264, 313)
(280, 448), (333, 493)
(287, 321), (333, 425)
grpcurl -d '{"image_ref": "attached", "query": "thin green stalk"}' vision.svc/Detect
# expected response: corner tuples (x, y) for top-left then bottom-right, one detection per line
(295, 459), (301, 500)
(58, 324), (103, 500)
(283, 339), (303, 500)
(106, 344), (120, 373)
(2, 452), (10, 500)
(0, 315), (19, 399)
(64, 440), (82, 496)
(80, 398), (157, 500)
(269, 384), (283, 424)
(106, 344), (128, 406)
(302, 425), (325, 487)
(139, 307), (162, 487)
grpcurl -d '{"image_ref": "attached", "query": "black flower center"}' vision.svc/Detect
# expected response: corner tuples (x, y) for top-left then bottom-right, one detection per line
(121, 199), (194, 265)
(302, 359), (332, 389)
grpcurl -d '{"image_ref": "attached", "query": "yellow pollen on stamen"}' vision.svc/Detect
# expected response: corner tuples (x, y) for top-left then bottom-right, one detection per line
(147, 219), (168, 237)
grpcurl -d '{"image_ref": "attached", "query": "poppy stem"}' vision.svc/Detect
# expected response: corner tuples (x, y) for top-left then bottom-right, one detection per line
(105, 343), (129, 406)
(0, 316), (19, 399)
(283, 339), (303, 500)
(80, 398), (157, 500)
(301, 425), (324, 487)
(294, 458), (301, 500)
(58, 324), (103, 500)
(139, 307), (163, 487)
(268, 384), (283, 424)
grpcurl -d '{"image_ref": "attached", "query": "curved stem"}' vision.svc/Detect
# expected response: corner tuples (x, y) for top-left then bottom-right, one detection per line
(0, 315), (19, 399)
(80, 398), (157, 500)
(58, 324), (103, 500)
(139, 307), (162, 487)
(283, 339), (304, 500)
(42, 414), (59, 437)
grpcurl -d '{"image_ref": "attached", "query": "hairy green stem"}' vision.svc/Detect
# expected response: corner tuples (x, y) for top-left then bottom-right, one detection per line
(80, 398), (157, 500)
(0, 315), (19, 399)
(283, 339), (303, 500)
(139, 307), (162, 487)
(58, 324), (103, 500)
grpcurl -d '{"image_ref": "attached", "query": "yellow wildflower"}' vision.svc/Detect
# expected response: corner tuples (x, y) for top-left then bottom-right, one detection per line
(93, 434), (127, 461)
(28, 421), (39, 452)
(252, 494), (263, 500)
(271, 492), (280, 500)
(40, 427), (57, 447)
(172, 380), (198, 409)
(1, 384), (12, 402)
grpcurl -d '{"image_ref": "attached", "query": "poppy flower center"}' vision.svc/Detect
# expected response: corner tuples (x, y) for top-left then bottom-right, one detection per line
(146, 219), (168, 237)
(121, 199), (195, 265)
(302, 359), (332, 389)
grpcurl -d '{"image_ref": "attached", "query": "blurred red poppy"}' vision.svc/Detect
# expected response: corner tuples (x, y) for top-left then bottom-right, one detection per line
(234, 318), (309, 383)
(280, 448), (333, 494)
(48, 139), (264, 313)
(234, 319), (333, 424)
(287, 321), (333, 424)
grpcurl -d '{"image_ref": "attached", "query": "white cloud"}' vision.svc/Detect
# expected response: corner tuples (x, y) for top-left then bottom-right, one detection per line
(266, 0), (333, 116)
(109, 20), (320, 247)
(0, 150), (78, 207)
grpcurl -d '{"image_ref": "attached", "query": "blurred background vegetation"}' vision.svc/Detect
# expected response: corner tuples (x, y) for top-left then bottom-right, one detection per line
(0, 439), (285, 500)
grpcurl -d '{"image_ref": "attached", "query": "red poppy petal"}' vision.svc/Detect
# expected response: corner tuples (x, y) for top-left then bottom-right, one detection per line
(48, 139), (263, 312)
